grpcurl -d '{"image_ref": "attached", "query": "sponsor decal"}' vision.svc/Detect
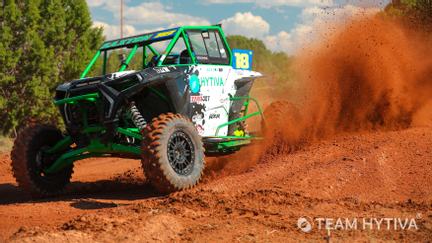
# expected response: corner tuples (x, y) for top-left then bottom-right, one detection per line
(191, 103), (206, 134)
(152, 29), (177, 39)
(196, 56), (209, 61)
(101, 34), (151, 49)
(199, 76), (224, 87)
(190, 95), (210, 102)
(189, 74), (200, 93)
(205, 67), (222, 72)
(154, 67), (170, 73)
(100, 28), (178, 49)
(209, 113), (220, 119)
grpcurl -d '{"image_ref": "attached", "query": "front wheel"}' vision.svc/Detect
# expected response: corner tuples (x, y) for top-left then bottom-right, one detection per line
(11, 125), (73, 197)
(141, 113), (205, 194)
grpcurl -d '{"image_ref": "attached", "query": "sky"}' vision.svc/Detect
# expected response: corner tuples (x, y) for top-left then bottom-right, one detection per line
(86, 0), (390, 54)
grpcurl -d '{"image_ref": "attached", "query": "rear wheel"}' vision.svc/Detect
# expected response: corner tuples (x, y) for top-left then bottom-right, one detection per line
(11, 125), (73, 197)
(141, 113), (205, 194)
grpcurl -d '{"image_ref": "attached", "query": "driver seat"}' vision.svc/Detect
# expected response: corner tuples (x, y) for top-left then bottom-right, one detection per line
(180, 49), (191, 64)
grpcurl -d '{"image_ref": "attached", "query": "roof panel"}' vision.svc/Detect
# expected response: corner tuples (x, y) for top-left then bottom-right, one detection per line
(99, 28), (180, 50)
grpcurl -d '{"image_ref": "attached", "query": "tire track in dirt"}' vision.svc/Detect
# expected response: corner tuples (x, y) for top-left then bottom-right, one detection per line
(1, 127), (431, 242)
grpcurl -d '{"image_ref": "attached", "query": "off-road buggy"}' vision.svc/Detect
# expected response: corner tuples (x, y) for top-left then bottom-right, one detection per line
(11, 25), (279, 197)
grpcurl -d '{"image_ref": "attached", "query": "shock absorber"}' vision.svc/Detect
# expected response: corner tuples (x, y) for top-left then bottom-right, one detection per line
(129, 102), (147, 131)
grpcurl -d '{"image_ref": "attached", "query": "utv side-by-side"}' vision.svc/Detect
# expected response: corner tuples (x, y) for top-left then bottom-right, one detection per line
(11, 25), (269, 196)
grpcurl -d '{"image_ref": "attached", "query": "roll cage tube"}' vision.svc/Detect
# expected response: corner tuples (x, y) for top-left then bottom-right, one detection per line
(79, 26), (233, 79)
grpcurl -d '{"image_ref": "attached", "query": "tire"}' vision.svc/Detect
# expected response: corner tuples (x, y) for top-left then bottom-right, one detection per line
(11, 125), (73, 197)
(141, 113), (205, 194)
(261, 101), (303, 154)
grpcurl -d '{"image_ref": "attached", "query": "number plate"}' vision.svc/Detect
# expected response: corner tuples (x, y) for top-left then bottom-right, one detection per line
(232, 49), (253, 70)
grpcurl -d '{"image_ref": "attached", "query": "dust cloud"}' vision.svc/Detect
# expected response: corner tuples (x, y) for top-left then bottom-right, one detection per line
(210, 15), (432, 175)
(294, 16), (432, 138)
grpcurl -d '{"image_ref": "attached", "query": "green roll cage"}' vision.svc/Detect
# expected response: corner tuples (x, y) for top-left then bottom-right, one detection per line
(80, 25), (234, 79)
(45, 26), (264, 174)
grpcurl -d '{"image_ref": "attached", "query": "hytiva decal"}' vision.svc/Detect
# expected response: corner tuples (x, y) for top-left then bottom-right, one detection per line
(200, 76), (224, 87)
(190, 95), (210, 102)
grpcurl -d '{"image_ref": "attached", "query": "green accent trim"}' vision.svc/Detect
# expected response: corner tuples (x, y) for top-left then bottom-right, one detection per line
(157, 30), (182, 66)
(45, 136), (73, 154)
(215, 111), (261, 136)
(102, 50), (107, 75)
(117, 127), (142, 140)
(54, 93), (99, 105)
(217, 139), (251, 149)
(45, 139), (141, 174)
(181, 30), (197, 64)
(208, 135), (261, 140)
(128, 128), (140, 133)
(45, 147), (88, 173)
(143, 46), (147, 68)
(215, 96), (264, 136)
(147, 45), (158, 56)
(81, 50), (101, 79)
(119, 44), (138, 72)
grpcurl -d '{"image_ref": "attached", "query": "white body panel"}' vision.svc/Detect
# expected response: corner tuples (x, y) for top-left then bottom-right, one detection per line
(189, 65), (262, 137)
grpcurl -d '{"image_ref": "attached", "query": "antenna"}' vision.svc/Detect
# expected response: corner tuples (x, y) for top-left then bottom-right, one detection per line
(120, 0), (124, 38)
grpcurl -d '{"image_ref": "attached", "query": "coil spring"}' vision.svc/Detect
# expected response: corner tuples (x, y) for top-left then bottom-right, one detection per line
(129, 102), (147, 130)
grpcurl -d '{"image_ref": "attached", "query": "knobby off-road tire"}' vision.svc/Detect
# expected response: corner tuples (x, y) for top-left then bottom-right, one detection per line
(11, 125), (74, 197)
(262, 101), (303, 154)
(141, 113), (205, 194)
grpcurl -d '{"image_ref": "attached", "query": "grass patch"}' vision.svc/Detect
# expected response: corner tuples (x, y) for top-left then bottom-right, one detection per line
(0, 136), (13, 153)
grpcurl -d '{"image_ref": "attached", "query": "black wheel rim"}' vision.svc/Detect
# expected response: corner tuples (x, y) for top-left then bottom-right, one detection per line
(167, 131), (195, 176)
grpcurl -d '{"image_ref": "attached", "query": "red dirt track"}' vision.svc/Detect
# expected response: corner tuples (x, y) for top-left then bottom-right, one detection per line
(0, 127), (431, 242)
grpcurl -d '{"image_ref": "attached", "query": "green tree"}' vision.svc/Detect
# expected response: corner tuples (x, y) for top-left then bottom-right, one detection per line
(385, 0), (432, 32)
(0, 0), (103, 135)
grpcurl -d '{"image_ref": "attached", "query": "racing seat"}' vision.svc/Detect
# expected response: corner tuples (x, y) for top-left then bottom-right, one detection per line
(180, 49), (191, 64)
